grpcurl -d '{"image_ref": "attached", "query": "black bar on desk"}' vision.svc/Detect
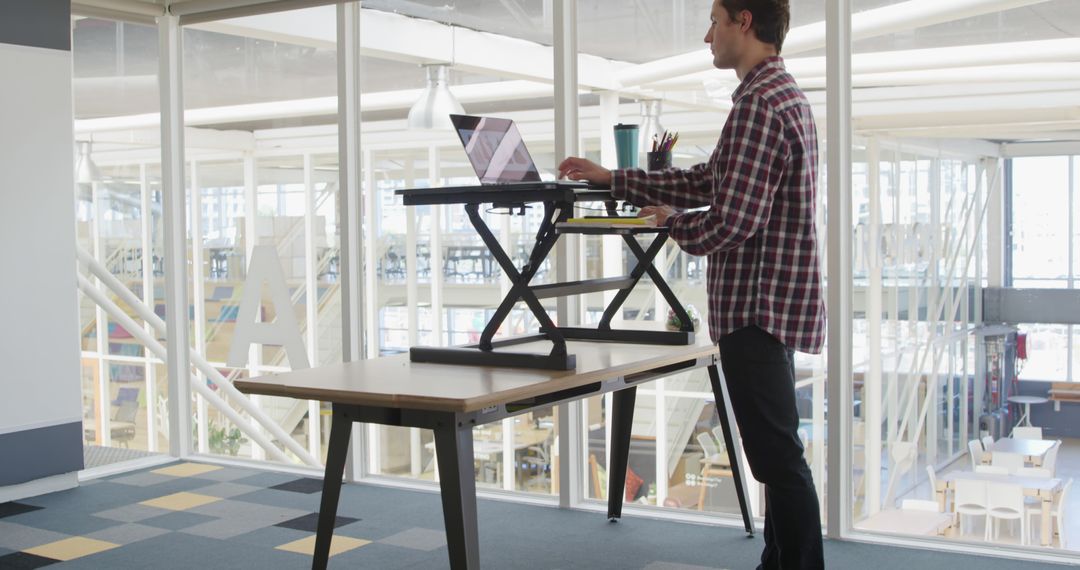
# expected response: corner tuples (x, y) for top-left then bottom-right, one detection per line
(312, 408), (352, 570)
(433, 417), (480, 569)
(531, 276), (636, 299)
(708, 363), (755, 535)
(410, 346), (576, 370)
(607, 387), (637, 520)
(596, 233), (668, 330)
(554, 327), (693, 346)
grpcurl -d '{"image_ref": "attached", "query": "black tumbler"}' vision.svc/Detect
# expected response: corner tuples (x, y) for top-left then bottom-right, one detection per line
(646, 150), (672, 171)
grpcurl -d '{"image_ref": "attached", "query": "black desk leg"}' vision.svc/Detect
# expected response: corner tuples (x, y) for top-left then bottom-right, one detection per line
(434, 420), (480, 569)
(607, 387), (637, 520)
(313, 409), (352, 569)
(707, 363), (755, 535)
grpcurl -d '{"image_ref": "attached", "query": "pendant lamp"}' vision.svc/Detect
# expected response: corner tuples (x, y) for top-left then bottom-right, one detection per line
(407, 64), (465, 131)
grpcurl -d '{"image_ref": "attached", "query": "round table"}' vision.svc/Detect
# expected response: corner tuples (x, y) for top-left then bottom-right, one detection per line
(1008, 395), (1049, 427)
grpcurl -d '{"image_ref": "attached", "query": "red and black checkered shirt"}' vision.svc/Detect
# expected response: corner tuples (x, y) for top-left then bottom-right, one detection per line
(612, 56), (825, 353)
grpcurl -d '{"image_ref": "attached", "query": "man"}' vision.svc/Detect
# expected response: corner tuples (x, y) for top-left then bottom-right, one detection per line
(558, 1), (824, 567)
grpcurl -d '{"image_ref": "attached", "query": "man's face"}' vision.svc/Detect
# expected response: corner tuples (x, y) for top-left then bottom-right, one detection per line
(705, 1), (742, 70)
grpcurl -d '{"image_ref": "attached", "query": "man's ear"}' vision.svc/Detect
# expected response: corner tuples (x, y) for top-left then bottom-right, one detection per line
(738, 10), (753, 32)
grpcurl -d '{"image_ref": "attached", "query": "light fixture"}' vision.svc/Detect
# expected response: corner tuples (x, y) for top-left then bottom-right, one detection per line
(75, 140), (102, 184)
(639, 100), (664, 154)
(407, 64), (465, 131)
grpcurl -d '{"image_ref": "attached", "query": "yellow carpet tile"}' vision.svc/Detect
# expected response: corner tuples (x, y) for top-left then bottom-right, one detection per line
(276, 534), (371, 557)
(140, 491), (222, 511)
(24, 537), (120, 561)
(152, 463), (223, 477)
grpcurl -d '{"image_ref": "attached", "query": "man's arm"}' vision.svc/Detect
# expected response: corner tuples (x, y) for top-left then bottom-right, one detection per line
(612, 161), (715, 209)
(668, 95), (788, 256)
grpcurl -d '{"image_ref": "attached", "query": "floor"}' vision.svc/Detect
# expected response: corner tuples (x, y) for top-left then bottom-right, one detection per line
(0, 461), (1072, 569)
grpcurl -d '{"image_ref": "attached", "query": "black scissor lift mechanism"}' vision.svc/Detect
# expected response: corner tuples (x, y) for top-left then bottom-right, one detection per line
(398, 183), (694, 370)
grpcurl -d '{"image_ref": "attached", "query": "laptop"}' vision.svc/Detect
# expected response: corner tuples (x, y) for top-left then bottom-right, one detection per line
(449, 114), (598, 189)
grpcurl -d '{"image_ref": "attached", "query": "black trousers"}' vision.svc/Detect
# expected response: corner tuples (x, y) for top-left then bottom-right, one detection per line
(718, 326), (824, 570)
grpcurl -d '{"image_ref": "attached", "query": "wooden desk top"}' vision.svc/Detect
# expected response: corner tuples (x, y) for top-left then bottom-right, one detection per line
(235, 335), (717, 413)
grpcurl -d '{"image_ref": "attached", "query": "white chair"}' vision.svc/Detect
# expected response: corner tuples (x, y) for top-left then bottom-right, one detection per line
(902, 499), (941, 512)
(975, 465), (1009, 475)
(968, 439), (984, 470)
(1025, 478), (1072, 548)
(1015, 467), (1052, 479)
(696, 431), (722, 458)
(710, 425), (727, 452)
(1012, 426), (1043, 440)
(1041, 440), (1062, 475)
(981, 435), (995, 452)
(986, 482), (1027, 545)
(991, 451), (1025, 474)
(926, 465), (939, 502)
(953, 479), (988, 538)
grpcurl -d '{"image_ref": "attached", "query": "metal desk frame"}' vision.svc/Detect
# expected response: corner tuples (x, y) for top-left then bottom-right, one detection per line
(398, 182), (694, 370)
(309, 355), (754, 569)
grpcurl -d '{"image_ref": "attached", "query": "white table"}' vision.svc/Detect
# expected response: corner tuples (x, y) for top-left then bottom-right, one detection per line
(1008, 395), (1049, 427)
(936, 470), (1063, 546)
(986, 437), (1056, 466)
(856, 509), (953, 536)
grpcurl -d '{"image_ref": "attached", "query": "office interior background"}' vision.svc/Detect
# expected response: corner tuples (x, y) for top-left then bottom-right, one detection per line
(2, 0), (1080, 566)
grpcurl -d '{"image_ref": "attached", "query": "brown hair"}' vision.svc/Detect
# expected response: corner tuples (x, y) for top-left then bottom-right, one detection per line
(720, 0), (790, 53)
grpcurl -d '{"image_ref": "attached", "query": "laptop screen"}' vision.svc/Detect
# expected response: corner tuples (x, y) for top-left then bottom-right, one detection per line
(450, 114), (542, 184)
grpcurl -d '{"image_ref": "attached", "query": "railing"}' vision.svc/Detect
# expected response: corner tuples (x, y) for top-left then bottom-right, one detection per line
(76, 244), (321, 467)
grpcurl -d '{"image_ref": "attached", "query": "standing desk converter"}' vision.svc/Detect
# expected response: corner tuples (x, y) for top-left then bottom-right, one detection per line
(396, 181), (696, 370)
(236, 334), (755, 569)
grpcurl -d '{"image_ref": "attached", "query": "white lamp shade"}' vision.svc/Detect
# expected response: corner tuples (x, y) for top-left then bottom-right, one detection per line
(407, 65), (465, 131)
(75, 140), (102, 183)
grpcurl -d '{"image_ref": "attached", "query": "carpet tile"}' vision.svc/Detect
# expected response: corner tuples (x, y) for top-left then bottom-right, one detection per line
(0, 551), (61, 569)
(275, 534), (371, 557)
(2, 462), (1072, 570)
(188, 481), (261, 499)
(139, 491), (221, 511)
(269, 477), (324, 494)
(84, 523), (170, 545)
(274, 512), (358, 532)
(23, 537), (119, 561)
(93, 503), (170, 523)
(0, 503), (43, 519)
(377, 527), (447, 551)
(0, 521), (69, 551)
(138, 510), (218, 531)
(151, 463), (223, 478)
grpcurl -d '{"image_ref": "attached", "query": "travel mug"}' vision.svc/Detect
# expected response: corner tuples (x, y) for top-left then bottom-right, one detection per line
(646, 151), (672, 171)
(614, 123), (639, 169)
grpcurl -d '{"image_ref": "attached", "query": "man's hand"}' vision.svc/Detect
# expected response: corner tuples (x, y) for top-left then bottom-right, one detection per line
(638, 205), (677, 226)
(557, 157), (612, 186)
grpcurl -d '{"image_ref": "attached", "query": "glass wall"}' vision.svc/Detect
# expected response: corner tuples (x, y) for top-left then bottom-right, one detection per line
(73, 19), (167, 465)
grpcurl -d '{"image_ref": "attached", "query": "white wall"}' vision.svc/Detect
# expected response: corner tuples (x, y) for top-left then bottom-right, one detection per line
(0, 41), (82, 482)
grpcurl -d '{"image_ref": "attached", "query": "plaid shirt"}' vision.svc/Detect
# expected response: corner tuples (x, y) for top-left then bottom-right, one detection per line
(612, 56), (825, 353)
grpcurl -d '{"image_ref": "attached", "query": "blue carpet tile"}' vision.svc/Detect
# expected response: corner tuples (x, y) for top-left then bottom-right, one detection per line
(0, 461), (1072, 569)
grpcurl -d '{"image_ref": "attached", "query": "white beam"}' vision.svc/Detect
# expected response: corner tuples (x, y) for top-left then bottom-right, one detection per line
(618, 0), (1052, 87)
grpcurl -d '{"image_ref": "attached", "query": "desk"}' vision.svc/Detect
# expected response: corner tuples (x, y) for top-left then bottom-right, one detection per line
(986, 437), (1056, 466)
(1008, 395), (1049, 427)
(236, 333), (753, 569)
(855, 509), (953, 536)
(936, 471), (1063, 546)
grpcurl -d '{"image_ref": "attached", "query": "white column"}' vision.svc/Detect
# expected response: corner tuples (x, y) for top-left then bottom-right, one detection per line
(337, 1), (365, 365)
(242, 155), (265, 462)
(826, 0), (853, 538)
(865, 138), (882, 515)
(91, 179), (110, 446)
(190, 161), (209, 454)
(159, 13), (192, 458)
(429, 146), (446, 345)
(303, 153), (321, 459)
(140, 162), (159, 452)
(553, 0), (583, 510)
(599, 92), (623, 325)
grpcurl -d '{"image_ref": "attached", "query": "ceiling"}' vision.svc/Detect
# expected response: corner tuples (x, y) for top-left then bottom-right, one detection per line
(70, 0), (1080, 145)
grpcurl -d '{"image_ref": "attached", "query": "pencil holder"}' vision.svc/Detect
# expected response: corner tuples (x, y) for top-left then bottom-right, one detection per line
(646, 150), (672, 171)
